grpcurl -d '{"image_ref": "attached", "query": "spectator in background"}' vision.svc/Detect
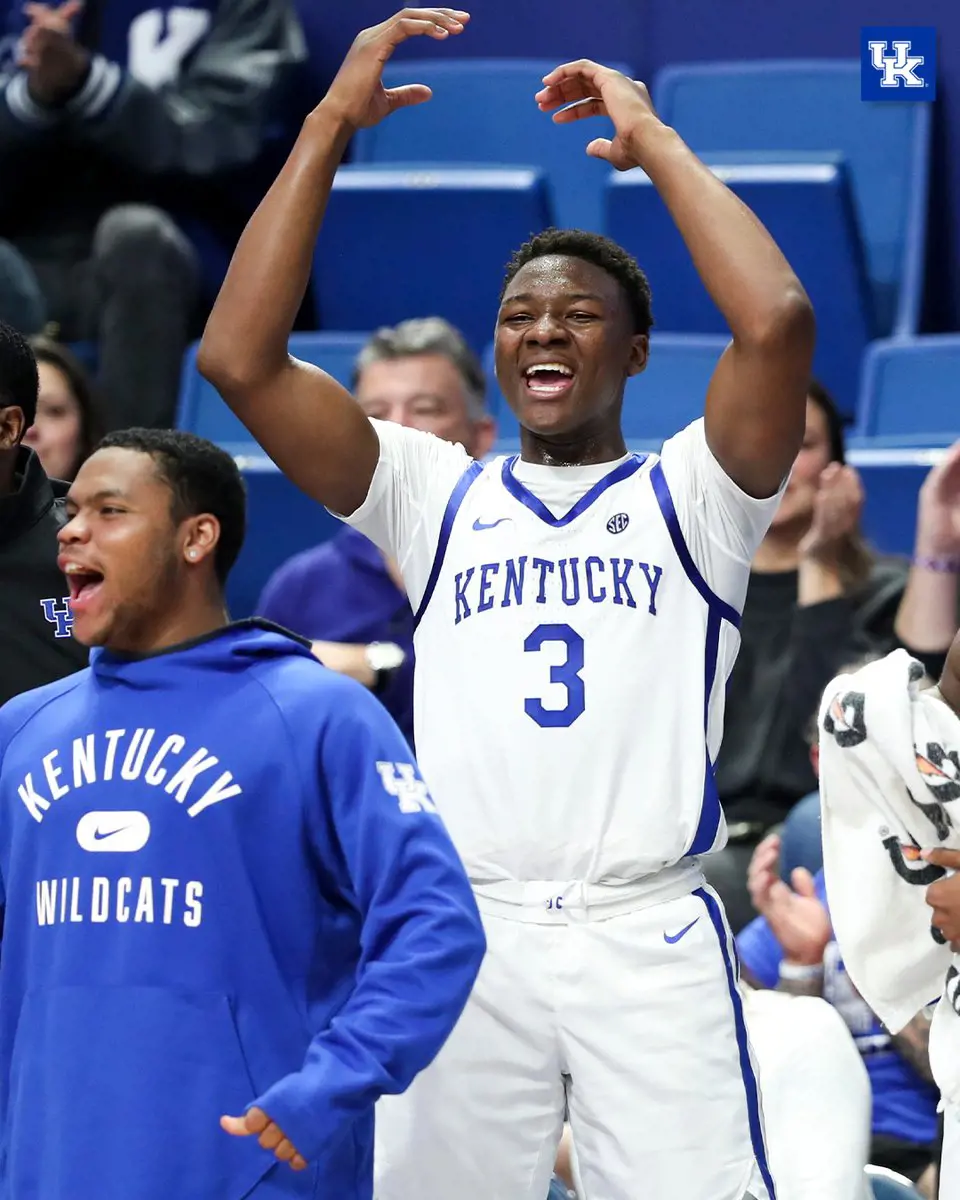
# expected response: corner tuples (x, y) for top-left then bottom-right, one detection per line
(739, 834), (940, 1198)
(0, 320), (86, 706)
(0, 0), (304, 431)
(23, 335), (102, 480)
(257, 317), (496, 747)
(707, 381), (907, 929)
(893, 438), (960, 680)
(770, 442), (960, 886)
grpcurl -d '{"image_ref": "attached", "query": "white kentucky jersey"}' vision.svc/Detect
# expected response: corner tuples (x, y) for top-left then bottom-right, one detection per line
(340, 417), (784, 885)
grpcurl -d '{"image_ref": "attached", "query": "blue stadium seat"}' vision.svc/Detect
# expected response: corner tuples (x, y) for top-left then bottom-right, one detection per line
(606, 160), (871, 418)
(312, 166), (549, 353)
(485, 334), (728, 452)
(175, 332), (370, 443)
(866, 1164), (923, 1199)
(654, 60), (931, 337)
(849, 448), (930, 557)
(224, 445), (341, 621)
(351, 59), (632, 232)
(855, 335), (960, 443)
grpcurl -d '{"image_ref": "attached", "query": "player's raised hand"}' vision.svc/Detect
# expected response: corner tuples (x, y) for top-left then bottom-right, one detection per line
(221, 1106), (308, 1172)
(535, 60), (659, 171)
(319, 9), (469, 132)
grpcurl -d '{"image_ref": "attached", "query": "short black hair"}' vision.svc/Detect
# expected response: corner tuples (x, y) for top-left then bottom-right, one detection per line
(0, 319), (39, 429)
(97, 428), (246, 584)
(501, 228), (654, 336)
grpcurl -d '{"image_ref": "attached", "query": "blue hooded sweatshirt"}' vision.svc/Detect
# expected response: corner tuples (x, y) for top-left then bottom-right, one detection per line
(0, 621), (485, 1199)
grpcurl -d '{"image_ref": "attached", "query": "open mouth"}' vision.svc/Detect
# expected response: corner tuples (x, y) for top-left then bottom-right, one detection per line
(63, 565), (105, 611)
(522, 362), (576, 398)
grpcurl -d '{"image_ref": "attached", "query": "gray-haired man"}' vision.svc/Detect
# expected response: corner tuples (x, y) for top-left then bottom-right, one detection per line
(256, 317), (496, 746)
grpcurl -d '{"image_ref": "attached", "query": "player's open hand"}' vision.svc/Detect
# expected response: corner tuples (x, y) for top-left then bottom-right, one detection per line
(221, 1106), (308, 1172)
(319, 9), (469, 133)
(535, 61), (659, 171)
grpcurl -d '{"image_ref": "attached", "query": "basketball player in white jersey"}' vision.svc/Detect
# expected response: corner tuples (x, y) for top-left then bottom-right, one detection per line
(198, 10), (816, 1198)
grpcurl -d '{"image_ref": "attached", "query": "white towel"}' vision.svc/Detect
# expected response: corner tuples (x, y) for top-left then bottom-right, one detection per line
(818, 649), (960, 1104)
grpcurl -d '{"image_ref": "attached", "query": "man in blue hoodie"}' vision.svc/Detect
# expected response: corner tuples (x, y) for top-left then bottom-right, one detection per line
(0, 426), (486, 1199)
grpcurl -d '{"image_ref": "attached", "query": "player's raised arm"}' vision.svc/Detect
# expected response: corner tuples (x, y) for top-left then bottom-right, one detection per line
(197, 9), (470, 517)
(538, 62), (815, 498)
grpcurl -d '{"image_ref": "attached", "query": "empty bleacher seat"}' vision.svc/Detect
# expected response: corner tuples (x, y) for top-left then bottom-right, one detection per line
(485, 334), (728, 452)
(653, 60), (930, 338)
(855, 335), (960, 443)
(606, 159), (870, 418)
(312, 166), (549, 353)
(351, 59), (632, 232)
(224, 447), (341, 621)
(176, 332), (369, 443)
(848, 447), (932, 557)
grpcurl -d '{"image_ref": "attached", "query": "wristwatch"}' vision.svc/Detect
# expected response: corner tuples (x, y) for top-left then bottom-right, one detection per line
(364, 642), (406, 694)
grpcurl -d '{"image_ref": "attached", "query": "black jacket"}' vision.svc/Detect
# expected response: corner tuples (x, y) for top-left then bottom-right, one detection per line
(0, 448), (87, 708)
(0, 0), (305, 258)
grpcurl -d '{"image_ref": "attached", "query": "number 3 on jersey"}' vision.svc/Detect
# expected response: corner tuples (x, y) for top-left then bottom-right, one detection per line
(524, 624), (585, 727)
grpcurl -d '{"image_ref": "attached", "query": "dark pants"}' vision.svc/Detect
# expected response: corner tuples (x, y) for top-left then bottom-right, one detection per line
(0, 204), (198, 431)
(702, 839), (759, 933)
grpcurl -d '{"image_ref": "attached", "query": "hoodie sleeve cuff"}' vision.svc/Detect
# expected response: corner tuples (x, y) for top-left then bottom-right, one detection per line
(252, 1070), (344, 1166)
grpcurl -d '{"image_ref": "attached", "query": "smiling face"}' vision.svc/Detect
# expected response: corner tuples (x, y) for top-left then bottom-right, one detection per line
(58, 447), (188, 649)
(494, 255), (648, 443)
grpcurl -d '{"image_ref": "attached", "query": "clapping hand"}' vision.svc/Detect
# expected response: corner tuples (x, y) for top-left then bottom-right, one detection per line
(798, 462), (865, 562)
(747, 834), (832, 965)
(915, 441), (960, 563)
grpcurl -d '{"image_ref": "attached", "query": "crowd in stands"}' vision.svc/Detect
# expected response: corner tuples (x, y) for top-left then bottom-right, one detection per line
(1, 2), (960, 1198)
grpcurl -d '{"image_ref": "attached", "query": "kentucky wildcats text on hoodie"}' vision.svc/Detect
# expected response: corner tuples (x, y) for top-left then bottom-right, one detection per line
(0, 621), (485, 1199)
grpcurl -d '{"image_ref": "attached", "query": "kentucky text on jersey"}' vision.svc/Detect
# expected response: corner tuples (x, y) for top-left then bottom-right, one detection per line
(17, 728), (242, 823)
(453, 555), (664, 623)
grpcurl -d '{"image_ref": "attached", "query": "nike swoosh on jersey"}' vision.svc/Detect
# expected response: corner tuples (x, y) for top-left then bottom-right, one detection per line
(93, 826), (129, 840)
(663, 918), (700, 944)
(472, 517), (511, 531)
